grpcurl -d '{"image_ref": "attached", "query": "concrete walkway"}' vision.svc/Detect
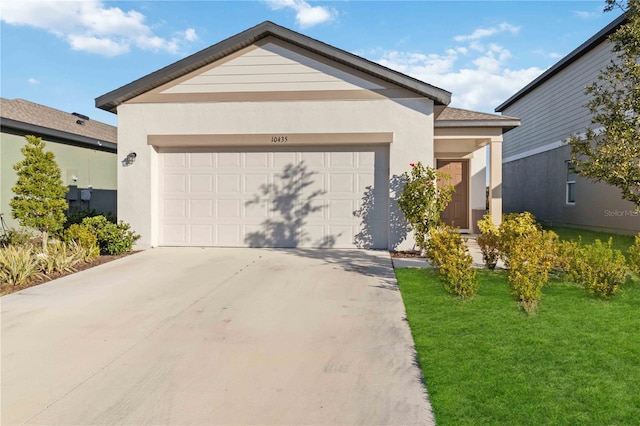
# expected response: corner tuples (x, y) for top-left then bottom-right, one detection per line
(1, 248), (434, 425)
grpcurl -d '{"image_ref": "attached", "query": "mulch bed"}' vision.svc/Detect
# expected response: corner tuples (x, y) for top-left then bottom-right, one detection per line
(0, 251), (139, 296)
(389, 250), (426, 258)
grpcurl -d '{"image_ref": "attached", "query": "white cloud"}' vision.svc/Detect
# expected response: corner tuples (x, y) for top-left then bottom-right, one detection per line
(264, 0), (336, 28)
(0, 0), (197, 56)
(370, 35), (544, 113)
(28, 78), (40, 85)
(183, 28), (199, 42)
(454, 22), (520, 42)
(573, 10), (600, 19)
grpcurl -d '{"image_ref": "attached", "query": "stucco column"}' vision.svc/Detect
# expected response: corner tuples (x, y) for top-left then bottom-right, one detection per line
(489, 138), (502, 226)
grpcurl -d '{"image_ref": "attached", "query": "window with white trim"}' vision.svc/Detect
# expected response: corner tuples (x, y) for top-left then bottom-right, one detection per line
(566, 161), (576, 205)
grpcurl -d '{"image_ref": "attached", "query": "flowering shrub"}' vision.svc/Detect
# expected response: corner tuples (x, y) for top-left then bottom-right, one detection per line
(397, 162), (453, 252)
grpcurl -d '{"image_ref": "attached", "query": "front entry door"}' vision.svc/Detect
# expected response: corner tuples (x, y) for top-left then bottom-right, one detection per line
(437, 159), (469, 229)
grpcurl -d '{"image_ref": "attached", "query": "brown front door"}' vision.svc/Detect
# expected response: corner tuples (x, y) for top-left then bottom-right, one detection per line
(437, 159), (469, 229)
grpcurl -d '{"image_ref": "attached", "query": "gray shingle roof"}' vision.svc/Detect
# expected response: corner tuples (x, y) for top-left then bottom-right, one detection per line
(96, 21), (452, 112)
(436, 107), (520, 131)
(1, 98), (117, 144)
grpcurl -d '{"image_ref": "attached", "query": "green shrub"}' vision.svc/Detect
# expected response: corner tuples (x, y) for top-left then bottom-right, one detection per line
(507, 229), (558, 312)
(499, 212), (541, 267)
(65, 207), (116, 229)
(627, 233), (640, 274)
(554, 238), (582, 277)
(477, 214), (500, 269)
(0, 227), (35, 247)
(63, 224), (99, 260)
(38, 241), (85, 275)
(0, 245), (41, 286)
(81, 215), (140, 255)
(427, 224), (478, 298)
(570, 238), (627, 297)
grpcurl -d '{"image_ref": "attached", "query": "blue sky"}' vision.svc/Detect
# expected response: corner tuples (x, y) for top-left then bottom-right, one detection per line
(0, 1), (625, 127)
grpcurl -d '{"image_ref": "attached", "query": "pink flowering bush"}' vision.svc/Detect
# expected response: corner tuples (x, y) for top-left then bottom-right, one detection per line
(398, 162), (453, 251)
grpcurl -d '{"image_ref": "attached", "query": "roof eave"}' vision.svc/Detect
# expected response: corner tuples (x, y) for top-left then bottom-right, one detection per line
(96, 21), (451, 113)
(435, 119), (521, 132)
(495, 12), (627, 112)
(0, 118), (117, 152)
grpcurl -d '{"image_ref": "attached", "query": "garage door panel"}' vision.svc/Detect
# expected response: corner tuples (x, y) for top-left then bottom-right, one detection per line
(358, 151), (376, 167)
(189, 153), (213, 168)
(328, 174), (354, 193)
(329, 152), (355, 167)
(245, 152), (270, 168)
(244, 173), (269, 193)
(162, 224), (187, 245)
(327, 225), (353, 246)
(216, 199), (241, 218)
(216, 174), (241, 193)
(217, 152), (242, 168)
(189, 174), (213, 193)
(357, 173), (375, 192)
(273, 152), (297, 168)
(327, 199), (355, 220)
(163, 153), (187, 168)
(163, 174), (187, 193)
(189, 200), (213, 218)
(159, 146), (389, 248)
(217, 224), (242, 245)
(189, 225), (213, 245)
(162, 199), (186, 218)
(245, 200), (269, 219)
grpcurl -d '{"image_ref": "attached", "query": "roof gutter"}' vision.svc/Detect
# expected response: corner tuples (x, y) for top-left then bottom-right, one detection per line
(0, 118), (117, 153)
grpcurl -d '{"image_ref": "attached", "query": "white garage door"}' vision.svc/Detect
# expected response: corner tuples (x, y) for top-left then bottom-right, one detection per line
(158, 146), (388, 248)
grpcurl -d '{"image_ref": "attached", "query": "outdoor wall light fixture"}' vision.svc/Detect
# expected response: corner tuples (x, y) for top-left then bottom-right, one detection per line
(122, 151), (137, 167)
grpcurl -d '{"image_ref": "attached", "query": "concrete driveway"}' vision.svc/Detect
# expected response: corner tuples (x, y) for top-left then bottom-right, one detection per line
(1, 248), (434, 425)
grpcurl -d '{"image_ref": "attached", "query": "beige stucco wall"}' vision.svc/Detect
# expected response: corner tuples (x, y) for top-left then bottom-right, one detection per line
(117, 97), (435, 249)
(0, 132), (117, 230)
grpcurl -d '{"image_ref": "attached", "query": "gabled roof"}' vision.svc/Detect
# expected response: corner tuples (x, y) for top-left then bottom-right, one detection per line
(436, 107), (520, 131)
(495, 12), (627, 112)
(96, 21), (452, 113)
(1, 98), (117, 152)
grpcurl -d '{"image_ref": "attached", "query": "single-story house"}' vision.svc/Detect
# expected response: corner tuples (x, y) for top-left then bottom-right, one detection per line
(495, 13), (640, 234)
(96, 21), (519, 250)
(0, 98), (117, 229)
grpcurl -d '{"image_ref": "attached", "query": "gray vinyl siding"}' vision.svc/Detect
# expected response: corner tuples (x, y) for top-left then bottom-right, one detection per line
(501, 40), (614, 159)
(504, 146), (640, 235)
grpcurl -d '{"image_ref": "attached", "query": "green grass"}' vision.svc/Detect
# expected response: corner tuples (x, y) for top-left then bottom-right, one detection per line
(545, 226), (636, 254)
(397, 268), (640, 425)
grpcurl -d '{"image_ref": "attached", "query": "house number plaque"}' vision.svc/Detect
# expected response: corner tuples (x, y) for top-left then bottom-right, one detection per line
(271, 136), (288, 143)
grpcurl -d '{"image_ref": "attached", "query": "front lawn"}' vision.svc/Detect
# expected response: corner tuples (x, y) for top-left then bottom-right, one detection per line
(397, 268), (640, 425)
(545, 226), (635, 254)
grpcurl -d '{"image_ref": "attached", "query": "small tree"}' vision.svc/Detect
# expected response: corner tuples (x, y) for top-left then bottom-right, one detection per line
(398, 162), (454, 252)
(565, 0), (640, 207)
(10, 135), (68, 251)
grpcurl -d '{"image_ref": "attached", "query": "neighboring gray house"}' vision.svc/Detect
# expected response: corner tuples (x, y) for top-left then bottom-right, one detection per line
(495, 13), (640, 234)
(96, 21), (518, 250)
(0, 98), (118, 229)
